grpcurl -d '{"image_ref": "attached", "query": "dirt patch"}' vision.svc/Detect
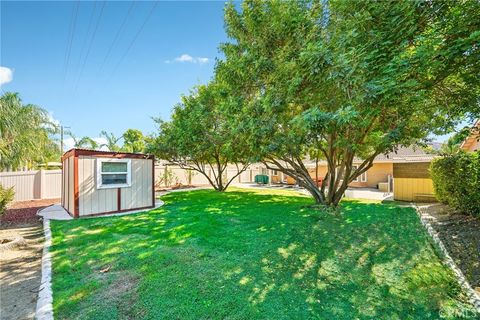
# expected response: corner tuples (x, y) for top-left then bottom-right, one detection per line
(0, 199), (57, 320)
(1, 198), (59, 226)
(420, 203), (480, 292)
(0, 223), (44, 320)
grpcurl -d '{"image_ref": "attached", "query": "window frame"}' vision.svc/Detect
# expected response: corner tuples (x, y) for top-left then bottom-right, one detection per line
(352, 165), (368, 183)
(96, 158), (132, 189)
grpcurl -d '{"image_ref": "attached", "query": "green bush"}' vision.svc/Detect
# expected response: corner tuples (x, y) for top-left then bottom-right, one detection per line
(0, 184), (15, 215)
(430, 151), (480, 217)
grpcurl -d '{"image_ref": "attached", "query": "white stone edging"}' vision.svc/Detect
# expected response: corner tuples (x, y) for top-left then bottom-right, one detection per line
(34, 196), (175, 319)
(414, 204), (480, 312)
(35, 218), (54, 320)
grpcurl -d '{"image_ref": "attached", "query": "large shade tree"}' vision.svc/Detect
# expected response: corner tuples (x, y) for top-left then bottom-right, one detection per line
(0, 92), (61, 170)
(149, 83), (252, 191)
(217, 0), (480, 206)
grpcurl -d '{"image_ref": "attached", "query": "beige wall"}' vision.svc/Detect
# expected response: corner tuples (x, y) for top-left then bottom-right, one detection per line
(121, 159), (153, 211)
(0, 169), (61, 201)
(78, 156), (153, 216)
(464, 139), (480, 152)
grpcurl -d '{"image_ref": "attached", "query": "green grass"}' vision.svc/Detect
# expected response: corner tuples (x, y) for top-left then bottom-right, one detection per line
(50, 188), (478, 319)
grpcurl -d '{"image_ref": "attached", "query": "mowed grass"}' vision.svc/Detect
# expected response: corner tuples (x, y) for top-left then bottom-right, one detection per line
(50, 188), (478, 319)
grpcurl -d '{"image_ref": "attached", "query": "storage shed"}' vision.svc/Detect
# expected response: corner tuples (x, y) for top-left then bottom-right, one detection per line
(393, 162), (436, 202)
(61, 149), (155, 218)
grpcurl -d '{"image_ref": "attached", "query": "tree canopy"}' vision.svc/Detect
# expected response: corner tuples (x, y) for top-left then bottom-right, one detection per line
(123, 129), (146, 153)
(215, 0), (480, 205)
(0, 92), (61, 170)
(149, 83), (252, 191)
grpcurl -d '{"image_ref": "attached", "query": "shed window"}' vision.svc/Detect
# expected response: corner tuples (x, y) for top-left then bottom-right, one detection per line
(97, 159), (131, 189)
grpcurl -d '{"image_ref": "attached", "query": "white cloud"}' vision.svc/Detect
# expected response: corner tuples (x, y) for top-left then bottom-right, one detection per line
(165, 54), (210, 65)
(0, 66), (13, 85)
(62, 138), (76, 151)
(46, 111), (60, 127)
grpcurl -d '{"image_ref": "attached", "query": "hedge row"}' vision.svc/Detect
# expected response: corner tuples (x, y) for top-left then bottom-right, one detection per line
(430, 151), (480, 217)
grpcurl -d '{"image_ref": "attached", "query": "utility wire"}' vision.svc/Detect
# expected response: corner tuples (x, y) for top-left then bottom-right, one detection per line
(109, 1), (158, 79)
(75, 0), (106, 91)
(98, 1), (137, 74)
(75, 1), (98, 76)
(63, 1), (80, 82)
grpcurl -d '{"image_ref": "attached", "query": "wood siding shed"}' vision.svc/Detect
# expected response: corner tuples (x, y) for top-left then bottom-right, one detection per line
(61, 149), (155, 218)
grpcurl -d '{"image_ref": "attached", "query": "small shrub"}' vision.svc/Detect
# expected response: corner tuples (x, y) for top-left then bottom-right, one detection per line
(155, 167), (179, 188)
(430, 151), (480, 217)
(0, 184), (15, 215)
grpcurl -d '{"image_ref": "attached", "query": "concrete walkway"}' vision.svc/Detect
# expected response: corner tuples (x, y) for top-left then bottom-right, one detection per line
(37, 201), (164, 221)
(37, 205), (72, 221)
(233, 183), (393, 201)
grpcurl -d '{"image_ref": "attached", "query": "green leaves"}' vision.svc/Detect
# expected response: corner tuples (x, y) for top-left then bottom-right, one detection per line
(149, 82), (254, 190)
(0, 92), (61, 170)
(214, 0), (480, 204)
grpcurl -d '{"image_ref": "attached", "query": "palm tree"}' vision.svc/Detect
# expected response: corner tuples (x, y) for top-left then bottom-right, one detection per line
(0, 92), (60, 170)
(100, 131), (122, 151)
(68, 133), (99, 150)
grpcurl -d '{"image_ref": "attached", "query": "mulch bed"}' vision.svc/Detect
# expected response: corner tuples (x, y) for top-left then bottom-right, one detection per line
(1, 199), (60, 227)
(423, 203), (480, 291)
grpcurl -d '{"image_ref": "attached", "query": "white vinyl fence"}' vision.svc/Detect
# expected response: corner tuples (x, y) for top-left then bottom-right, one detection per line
(0, 164), (270, 202)
(0, 170), (62, 201)
(154, 165), (264, 187)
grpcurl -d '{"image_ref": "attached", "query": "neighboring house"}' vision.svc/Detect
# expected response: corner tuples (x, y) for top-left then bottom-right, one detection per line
(301, 146), (435, 192)
(460, 119), (480, 152)
(267, 146), (437, 201)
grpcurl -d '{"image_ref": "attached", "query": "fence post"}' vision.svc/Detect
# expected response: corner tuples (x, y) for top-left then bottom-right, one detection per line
(39, 169), (46, 199)
(164, 167), (167, 187)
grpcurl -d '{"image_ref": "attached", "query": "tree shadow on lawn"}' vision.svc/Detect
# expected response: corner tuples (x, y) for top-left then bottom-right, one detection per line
(50, 189), (478, 319)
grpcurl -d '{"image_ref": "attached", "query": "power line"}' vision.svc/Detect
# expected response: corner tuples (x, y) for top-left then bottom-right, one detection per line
(110, 1), (158, 78)
(98, 1), (137, 74)
(63, 1), (80, 82)
(75, 0), (106, 91)
(75, 1), (98, 76)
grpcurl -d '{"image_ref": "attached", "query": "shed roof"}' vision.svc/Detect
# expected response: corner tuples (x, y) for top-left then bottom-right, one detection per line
(62, 148), (154, 160)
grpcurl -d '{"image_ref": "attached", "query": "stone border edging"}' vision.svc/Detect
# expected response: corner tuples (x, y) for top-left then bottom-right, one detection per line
(34, 191), (192, 319)
(35, 218), (53, 320)
(414, 204), (480, 312)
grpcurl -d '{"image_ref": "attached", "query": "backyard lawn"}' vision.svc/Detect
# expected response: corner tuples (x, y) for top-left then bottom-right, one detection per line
(50, 188), (478, 319)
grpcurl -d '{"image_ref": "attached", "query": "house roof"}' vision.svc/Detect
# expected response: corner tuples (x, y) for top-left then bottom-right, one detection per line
(371, 146), (436, 163)
(303, 145), (436, 168)
(460, 119), (480, 151)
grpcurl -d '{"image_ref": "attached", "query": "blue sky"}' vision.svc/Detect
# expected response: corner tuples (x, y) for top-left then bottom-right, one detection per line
(1, 1), (468, 149)
(1, 1), (227, 148)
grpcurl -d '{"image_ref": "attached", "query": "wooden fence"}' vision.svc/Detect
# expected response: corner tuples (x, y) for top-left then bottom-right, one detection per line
(392, 162), (436, 202)
(0, 170), (62, 201)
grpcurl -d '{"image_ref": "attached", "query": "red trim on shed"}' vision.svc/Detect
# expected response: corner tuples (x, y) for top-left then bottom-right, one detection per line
(60, 148), (155, 218)
(151, 156), (155, 207)
(73, 150), (79, 218)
